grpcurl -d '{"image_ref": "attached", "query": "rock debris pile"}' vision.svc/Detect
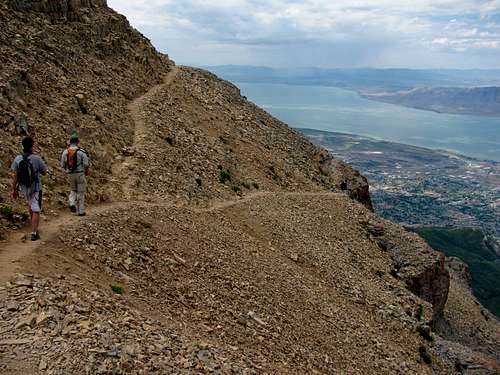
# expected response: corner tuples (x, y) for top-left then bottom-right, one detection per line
(1, 194), (466, 374)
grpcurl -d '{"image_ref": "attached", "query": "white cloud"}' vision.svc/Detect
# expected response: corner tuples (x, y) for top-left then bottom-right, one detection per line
(108, 0), (500, 68)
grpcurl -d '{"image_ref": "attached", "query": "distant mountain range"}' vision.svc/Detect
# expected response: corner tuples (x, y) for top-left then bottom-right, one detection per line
(207, 65), (500, 116)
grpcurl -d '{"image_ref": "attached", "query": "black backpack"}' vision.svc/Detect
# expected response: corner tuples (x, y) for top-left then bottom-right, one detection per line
(17, 154), (37, 188)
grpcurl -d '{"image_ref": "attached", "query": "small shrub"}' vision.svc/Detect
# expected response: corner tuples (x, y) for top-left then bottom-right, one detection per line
(417, 324), (433, 342)
(375, 270), (384, 278)
(252, 182), (259, 189)
(419, 346), (432, 364)
(195, 177), (202, 186)
(0, 205), (14, 220)
(232, 185), (241, 193)
(416, 304), (424, 321)
(165, 136), (174, 146)
(390, 258), (403, 278)
(111, 284), (124, 295)
(20, 211), (30, 221)
(219, 169), (231, 184)
(241, 181), (251, 189)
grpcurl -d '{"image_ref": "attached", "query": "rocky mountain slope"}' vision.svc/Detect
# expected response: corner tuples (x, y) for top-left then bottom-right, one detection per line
(0, 1), (498, 374)
(0, 0), (172, 210)
(0, 0), (370, 235)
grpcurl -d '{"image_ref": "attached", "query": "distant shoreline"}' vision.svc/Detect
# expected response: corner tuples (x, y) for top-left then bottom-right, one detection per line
(231, 79), (500, 118)
(208, 65), (500, 118)
(360, 92), (500, 118)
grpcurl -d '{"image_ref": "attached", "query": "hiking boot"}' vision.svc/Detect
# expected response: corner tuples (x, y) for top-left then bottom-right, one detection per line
(70, 205), (77, 213)
(78, 213), (86, 217)
(31, 232), (40, 241)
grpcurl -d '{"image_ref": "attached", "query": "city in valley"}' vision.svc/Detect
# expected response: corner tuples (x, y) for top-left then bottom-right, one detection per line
(302, 129), (500, 257)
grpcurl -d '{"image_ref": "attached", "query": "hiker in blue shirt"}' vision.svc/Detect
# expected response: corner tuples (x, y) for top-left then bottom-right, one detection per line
(11, 137), (48, 241)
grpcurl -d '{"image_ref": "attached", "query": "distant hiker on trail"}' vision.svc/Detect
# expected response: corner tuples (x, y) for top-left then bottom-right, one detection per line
(61, 135), (89, 216)
(340, 179), (348, 191)
(11, 137), (48, 241)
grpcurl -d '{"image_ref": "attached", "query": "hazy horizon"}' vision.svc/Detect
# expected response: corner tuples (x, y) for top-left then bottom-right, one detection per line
(109, 0), (500, 70)
(205, 64), (500, 71)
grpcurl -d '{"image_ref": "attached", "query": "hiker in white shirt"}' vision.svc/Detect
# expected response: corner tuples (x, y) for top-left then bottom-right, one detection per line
(60, 135), (90, 216)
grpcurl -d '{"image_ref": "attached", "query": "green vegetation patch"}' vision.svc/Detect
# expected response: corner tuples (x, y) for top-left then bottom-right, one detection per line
(0, 205), (14, 220)
(0, 205), (29, 222)
(219, 169), (231, 184)
(410, 227), (500, 318)
(111, 284), (124, 295)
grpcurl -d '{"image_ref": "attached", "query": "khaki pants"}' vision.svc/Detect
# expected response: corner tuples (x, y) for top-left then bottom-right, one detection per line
(69, 173), (86, 214)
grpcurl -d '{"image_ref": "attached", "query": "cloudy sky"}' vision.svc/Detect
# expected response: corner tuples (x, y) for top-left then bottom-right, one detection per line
(108, 0), (500, 69)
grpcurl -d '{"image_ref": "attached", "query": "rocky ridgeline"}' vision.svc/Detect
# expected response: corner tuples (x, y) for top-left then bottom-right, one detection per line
(0, 0), (372, 235)
(122, 66), (372, 208)
(8, 0), (108, 22)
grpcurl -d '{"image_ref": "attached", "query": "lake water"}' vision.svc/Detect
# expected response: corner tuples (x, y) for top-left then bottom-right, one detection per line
(236, 82), (500, 162)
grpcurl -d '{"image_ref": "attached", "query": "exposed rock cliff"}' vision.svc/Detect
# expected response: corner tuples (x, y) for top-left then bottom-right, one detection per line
(434, 258), (500, 373)
(363, 219), (449, 321)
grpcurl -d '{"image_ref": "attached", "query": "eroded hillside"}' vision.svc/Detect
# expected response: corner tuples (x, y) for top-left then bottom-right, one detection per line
(0, 194), (456, 374)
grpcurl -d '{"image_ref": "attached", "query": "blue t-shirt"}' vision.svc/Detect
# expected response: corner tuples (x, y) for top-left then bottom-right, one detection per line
(11, 154), (48, 193)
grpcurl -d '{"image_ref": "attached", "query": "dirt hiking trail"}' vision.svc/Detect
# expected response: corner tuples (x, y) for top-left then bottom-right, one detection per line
(0, 67), (180, 284)
(0, 64), (342, 289)
(0, 204), (117, 284)
(117, 66), (180, 200)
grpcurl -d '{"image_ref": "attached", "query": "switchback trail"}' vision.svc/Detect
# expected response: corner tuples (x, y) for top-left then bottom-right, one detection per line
(0, 67), (181, 284)
(0, 62), (343, 286)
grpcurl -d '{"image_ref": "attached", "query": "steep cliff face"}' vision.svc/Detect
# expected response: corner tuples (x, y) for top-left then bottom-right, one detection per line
(434, 258), (500, 373)
(362, 219), (449, 320)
